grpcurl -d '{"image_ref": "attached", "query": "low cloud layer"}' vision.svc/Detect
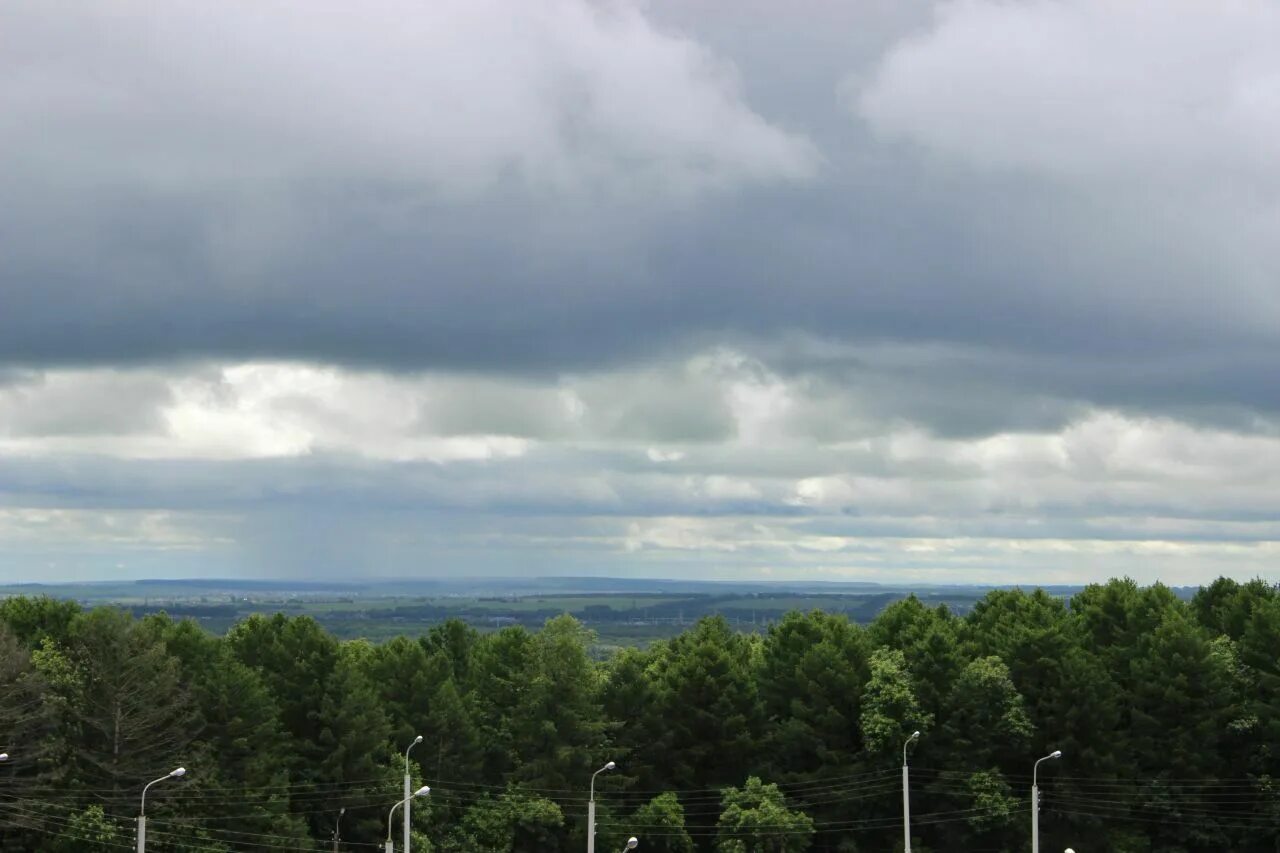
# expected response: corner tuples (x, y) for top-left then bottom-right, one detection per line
(2, 355), (1277, 583)
(1, 0), (1277, 583)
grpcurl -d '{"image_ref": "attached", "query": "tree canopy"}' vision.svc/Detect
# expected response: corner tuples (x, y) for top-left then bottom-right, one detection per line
(1, 578), (1277, 852)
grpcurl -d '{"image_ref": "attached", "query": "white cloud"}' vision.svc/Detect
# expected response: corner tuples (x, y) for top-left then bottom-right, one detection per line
(0, 508), (228, 551)
(687, 475), (763, 502)
(853, 0), (1280, 330)
(856, 0), (1280, 187)
(0, 363), (530, 463)
(2, 0), (817, 200)
(1, 351), (1279, 582)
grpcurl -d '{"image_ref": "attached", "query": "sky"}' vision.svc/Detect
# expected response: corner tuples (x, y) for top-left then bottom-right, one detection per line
(2, 0), (1279, 585)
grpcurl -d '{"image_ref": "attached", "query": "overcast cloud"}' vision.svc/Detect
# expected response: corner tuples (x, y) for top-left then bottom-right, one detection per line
(0, 0), (1277, 584)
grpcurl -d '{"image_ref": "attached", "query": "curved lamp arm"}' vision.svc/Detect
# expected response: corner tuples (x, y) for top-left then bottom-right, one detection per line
(386, 786), (431, 843)
(141, 767), (186, 816)
(902, 731), (921, 766)
(1033, 750), (1062, 787)
(405, 735), (424, 768)
(590, 760), (616, 801)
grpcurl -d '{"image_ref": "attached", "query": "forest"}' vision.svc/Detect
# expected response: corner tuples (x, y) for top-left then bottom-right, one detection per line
(0, 576), (1277, 852)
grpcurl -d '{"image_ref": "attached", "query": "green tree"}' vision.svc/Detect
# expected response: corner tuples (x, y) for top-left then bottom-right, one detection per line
(1072, 579), (1182, 672)
(716, 776), (813, 853)
(447, 788), (565, 853)
(1, 579), (1275, 852)
(38, 608), (197, 801)
(966, 588), (1120, 773)
(940, 655), (1033, 767)
(758, 611), (870, 777)
(45, 805), (126, 853)
(510, 615), (609, 791)
(424, 676), (483, 783)
(367, 635), (441, 746)
(0, 624), (46, 773)
(225, 613), (339, 755)
(959, 770), (1020, 835)
(645, 616), (763, 790)
(469, 625), (536, 783)
(860, 648), (931, 759)
(0, 595), (80, 646)
(0, 625), (53, 851)
(312, 642), (396, 843)
(601, 645), (664, 789)
(223, 610), (352, 843)
(1191, 576), (1276, 640)
(1239, 595), (1280, 789)
(1125, 610), (1239, 850)
(133, 614), (308, 846)
(629, 793), (694, 853)
(870, 597), (966, 721)
(423, 618), (480, 683)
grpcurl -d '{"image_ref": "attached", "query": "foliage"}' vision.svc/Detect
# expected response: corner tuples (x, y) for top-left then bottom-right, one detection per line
(715, 776), (813, 853)
(960, 770), (1019, 834)
(45, 805), (124, 853)
(630, 792), (695, 853)
(859, 648), (931, 757)
(447, 788), (564, 853)
(1, 577), (1277, 852)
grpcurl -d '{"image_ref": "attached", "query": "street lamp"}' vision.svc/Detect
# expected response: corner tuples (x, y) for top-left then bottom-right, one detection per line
(404, 735), (424, 853)
(1031, 750), (1062, 853)
(0, 753), (8, 762)
(622, 837), (639, 851)
(138, 767), (186, 853)
(902, 731), (921, 853)
(587, 760), (616, 853)
(386, 785), (430, 853)
(331, 806), (346, 853)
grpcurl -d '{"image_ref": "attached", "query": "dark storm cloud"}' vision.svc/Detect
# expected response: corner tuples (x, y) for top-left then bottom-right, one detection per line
(1, 0), (1278, 442)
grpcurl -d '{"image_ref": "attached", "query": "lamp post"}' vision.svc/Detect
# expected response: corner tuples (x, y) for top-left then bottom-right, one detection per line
(622, 837), (639, 851)
(332, 806), (345, 853)
(1031, 750), (1061, 853)
(387, 786), (430, 853)
(902, 731), (920, 853)
(404, 735), (423, 853)
(138, 767), (186, 853)
(587, 760), (616, 853)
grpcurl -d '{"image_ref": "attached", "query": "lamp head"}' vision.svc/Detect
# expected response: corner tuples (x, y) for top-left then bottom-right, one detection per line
(0, 754), (8, 762)
(909, 731), (921, 740)
(626, 838), (639, 849)
(414, 785), (431, 797)
(1050, 750), (1062, 759)
(413, 735), (424, 745)
(169, 767), (186, 778)
(604, 760), (616, 771)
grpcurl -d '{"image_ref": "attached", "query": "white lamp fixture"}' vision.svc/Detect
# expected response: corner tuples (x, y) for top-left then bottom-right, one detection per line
(404, 735), (425, 853)
(386, 787), (432, 852)
(587, 761), (618, 853)
(1031, 750), (1063, 853)
(138, 766), (187, 853)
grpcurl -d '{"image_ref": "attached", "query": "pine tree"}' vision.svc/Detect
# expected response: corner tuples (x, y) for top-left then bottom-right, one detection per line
(510, 615), (608, 792)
